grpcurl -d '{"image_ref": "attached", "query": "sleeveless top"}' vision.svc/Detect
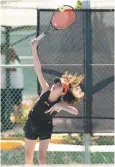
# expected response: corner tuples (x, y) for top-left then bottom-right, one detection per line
(28, 90), (61, 124)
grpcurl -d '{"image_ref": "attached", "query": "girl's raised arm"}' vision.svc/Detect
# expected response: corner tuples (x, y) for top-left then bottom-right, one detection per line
(31, 38), (49, 93)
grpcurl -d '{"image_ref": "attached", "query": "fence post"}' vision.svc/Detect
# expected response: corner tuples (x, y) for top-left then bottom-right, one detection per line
(82, 0), (92, 164)
(82, 0), (91, 8)
(82, 133), (91, 164)
(5, 26), (11, 88)
(4, 26), (13, 129)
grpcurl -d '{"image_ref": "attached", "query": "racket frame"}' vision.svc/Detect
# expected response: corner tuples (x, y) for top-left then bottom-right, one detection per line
(36, 5), (77, 41)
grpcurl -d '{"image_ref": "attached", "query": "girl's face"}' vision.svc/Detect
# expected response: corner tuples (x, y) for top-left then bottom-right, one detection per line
(51, 82), (64, 96)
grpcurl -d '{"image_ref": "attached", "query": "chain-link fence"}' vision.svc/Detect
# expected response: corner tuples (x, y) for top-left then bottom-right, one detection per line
(1, 6), (114, 165)
(1, 134), (114, 164)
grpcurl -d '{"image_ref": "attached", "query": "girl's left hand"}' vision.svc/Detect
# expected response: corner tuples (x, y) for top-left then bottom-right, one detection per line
(45, 103), (62, 115)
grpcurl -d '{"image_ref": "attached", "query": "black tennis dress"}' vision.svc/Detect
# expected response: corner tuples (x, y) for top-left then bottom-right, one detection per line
(23, 90), (61, 140)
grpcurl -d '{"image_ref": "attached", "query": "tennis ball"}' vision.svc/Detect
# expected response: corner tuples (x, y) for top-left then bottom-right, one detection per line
(59, 6), (65, 12)
(75, 0), (83, 9)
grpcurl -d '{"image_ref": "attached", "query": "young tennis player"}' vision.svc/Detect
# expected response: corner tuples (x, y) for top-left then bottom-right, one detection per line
(23, 38), (84, 164)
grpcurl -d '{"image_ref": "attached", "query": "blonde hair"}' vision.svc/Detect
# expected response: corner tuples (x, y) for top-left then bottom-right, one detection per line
(61, 71), (84, 104)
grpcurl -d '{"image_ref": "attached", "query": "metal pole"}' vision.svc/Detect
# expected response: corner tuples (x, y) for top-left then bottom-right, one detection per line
(82, 0), (92, 164)
(4, 26), (12, 129)
(5, 26), (11, 88)
(82, 133), (91, 164)
(82, 0), (91, 9)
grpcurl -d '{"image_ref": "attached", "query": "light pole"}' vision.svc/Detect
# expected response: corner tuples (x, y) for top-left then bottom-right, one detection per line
(83, 0), (91, 8)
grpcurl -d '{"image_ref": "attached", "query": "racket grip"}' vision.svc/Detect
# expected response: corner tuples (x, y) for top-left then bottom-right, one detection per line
(36, 33), (45, 41)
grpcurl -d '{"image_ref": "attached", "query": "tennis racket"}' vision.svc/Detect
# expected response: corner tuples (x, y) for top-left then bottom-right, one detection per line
(36, 5), (77, 41)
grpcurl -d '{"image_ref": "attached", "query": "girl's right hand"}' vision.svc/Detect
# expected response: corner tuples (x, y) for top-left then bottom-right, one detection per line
(31, 38), (38, 49)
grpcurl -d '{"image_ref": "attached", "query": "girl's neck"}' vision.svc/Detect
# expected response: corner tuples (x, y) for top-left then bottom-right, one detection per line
(48, 91), (60, 103)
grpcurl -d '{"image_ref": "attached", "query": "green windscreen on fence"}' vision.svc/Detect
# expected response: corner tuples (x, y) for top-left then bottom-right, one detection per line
(37, 9), (114, 133)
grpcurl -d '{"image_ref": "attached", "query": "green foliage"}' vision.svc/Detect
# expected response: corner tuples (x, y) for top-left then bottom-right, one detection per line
(13, 97), (37, 127)
(62, 134), (114, 145)
(62, 134), (82, 145)
(16, 109), (29, 127)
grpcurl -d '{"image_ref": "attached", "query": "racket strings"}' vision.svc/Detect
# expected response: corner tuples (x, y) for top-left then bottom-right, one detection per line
(51, 7), (77, 30)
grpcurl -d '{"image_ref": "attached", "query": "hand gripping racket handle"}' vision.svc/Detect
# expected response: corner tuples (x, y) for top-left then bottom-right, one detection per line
(36, 33), (46, 41)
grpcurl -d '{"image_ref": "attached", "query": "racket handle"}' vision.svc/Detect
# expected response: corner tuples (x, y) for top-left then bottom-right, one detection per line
(36, 33), (45, 41)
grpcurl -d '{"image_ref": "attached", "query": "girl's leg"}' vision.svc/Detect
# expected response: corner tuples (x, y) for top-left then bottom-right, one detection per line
(25, 138), (37, 164)
(38, 139), (50, 164)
